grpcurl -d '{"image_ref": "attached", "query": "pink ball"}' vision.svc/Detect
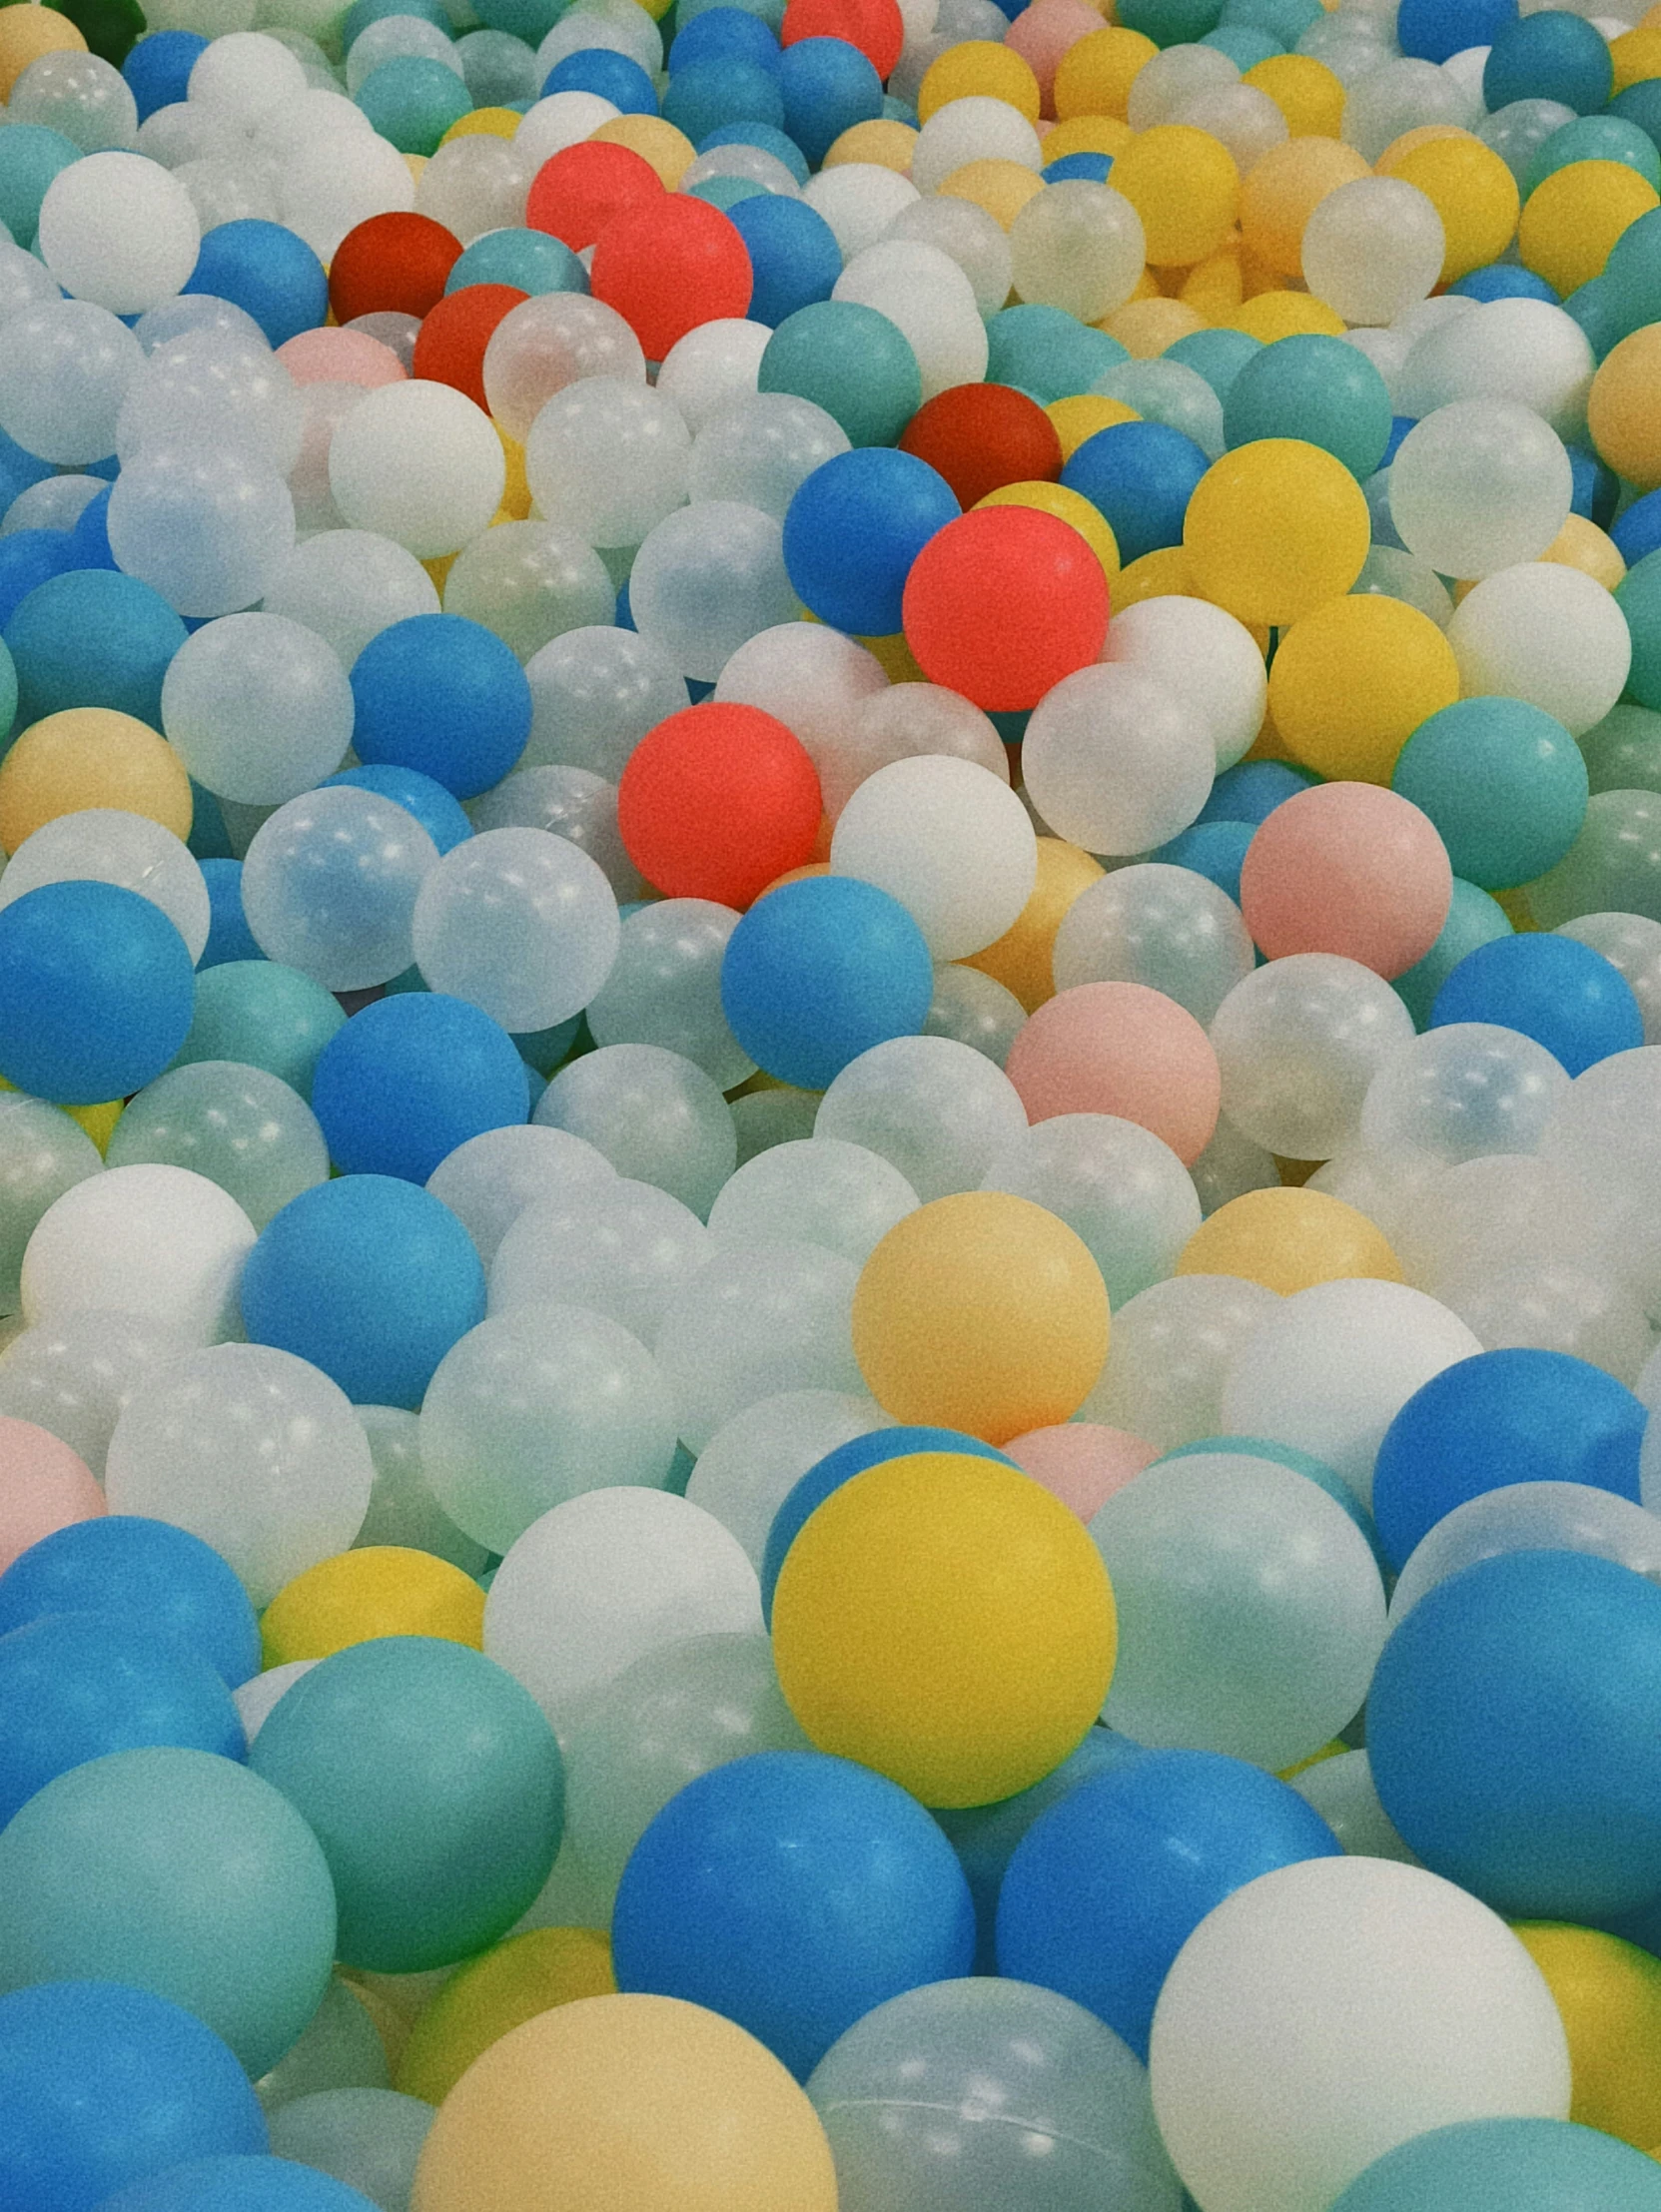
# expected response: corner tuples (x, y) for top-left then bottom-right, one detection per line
(1007, 1422), (1157, 1520)
(1004, 981), (1222, 1164)
(277, 328), (408, 389)
(1004, 0), (1105, 108)
(0, 1415), (104, 1574)
(1239, 782), (1453, 979)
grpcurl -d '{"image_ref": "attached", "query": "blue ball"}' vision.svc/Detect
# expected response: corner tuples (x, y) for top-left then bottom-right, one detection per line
(0, 1981), (267, 2212)
(776, 36), (883, 167)
(1042, 150), (1115, 182)
(123, 29), (210, 119)
(183, 221), (329, 350)
(996, 1750), (1341, 2057)
(1332, 2119), (1661, 2211)
(759, 1424), (1020, 1623)
(1198, 757), (1317, 825)
(350, 614), (532, 799)
(0, 126), (80, 252)
(323, 764), (474, 854)
(0, 530), (75, 629)
(782, 447), (959, 636)
(1569, 439), (1621, 526)
(664, 54), (785, 139)
(96, 2156), (382, 2212)
(239, 1172), (486, 1409)
(698, 119), (810, 185)
(1164, 325), (1262, 400)
(0, 1516), (261, 1689)
(4, 567), (187, 729)
(342, 0), (449, 43)
(0, 882), (196, 1106)
(985, 303), (1127, 404)
(669, 7), (781, 73)
(1614, 482), (1661, 567)
(1429, 929), (1643, 1075)
(445, 226), (587, 296)
(1484, 8), (1612, 114)
(1152, 818), (1254, 903)
(1395, 0), (1516, 63)
(1370, 1347), (1646, 1572)
(309, 992), (530, 1184)
(1448, 261), (1561, 304)
(0, 1612), (246, 1829)
(1062, 419), (1211, 564)
(543, 47), (658, 110)
(199, 858), (262, 969)
(1390, 877), (1512, 1030)
(726, 191), (842, 326)
(611, 1749), (976, 2077)
(719, 875), (934, 1096)
(1368, 1548), (1661, 1917)
(67, 484), (116, 571)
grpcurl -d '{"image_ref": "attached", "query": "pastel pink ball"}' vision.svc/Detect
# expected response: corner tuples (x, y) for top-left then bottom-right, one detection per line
(277, 327), (408, 389)
(1239, 782), (1453, 980)
(0, 1415), (105, 1574)
(1004, 0), (1106, 104)
(1004, 981), (1222, 1164)
(1007, 1422), (1158, 1521)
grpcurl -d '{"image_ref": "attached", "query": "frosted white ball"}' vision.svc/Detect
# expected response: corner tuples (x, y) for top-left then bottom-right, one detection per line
(1288, 1749), (1419, 1862)
(681, 145), (801, 199)
(415, 133), (532, 245)
(688, 391), (850, 519)
(1126, 43), (1239, 129)
(1392, 1480), (1661, 1623)
(533, 1044), (736, 1218)
(234, 1661), (317, 1742)
(626, 501), (801, 684)
(802, 162), (919, 260)
(830, 756), (1036, 961)
(0, 300), (145, 467)
(1210, 953), (1417, 1161)
(186, 29), (308, 118)
(832, 239), (988, 399)
(817, 681), (1005, 824)
(513, 90), (620, 168)
(685, 1388), (880, 1568)
(328, 379), (504, 559)
(910, 95), (1043, 192)
(1300, 174), (1445, 327)
(1360, 1021), (1571, 1164)
(1557, 912), (1661, 1044)
(279, 128), (415, 262)
(240, 784), (439, 991)
(655, 1240), (863, 1452)
(584, 898), (752, 1087)
(345, 14), (461, 94)
(118, 328), (305, 478)
(925, 963), (1026, 1066)
(525, 377), (690, 550)
(1173, 80), (1286, 172)
(520, 624), (688, 780)
(1341, 55), (1480, 162)
(713, 622), (887, 776)
(468, 765), (640, 903)
(983, 1112), (1200, 1307)
(1396, 298), (1594, 442)
(0, 1309), (179, 1479)
(1052, 863), (1254, 1029)
(262, 529), (438, 669)
(488, 1177), (710, 1346)
(1388, 1151), (1620, 1297)
(1446, 560), (1632, 735)
(816, 1034), (1029, 1204)
(0, 811), (210, 964)
(653, 320), (771, 437)
(107, 437), (295, 618)
(426, 1123), (615, 1266)
(412, 826), (620, 1033)
(1008, 180), (1146, 324)
(22, 1164), (256, 1346)
(886, 191), (1012, 319)
(10, 51), (139, 152)
(161, 613), (353, 806)
(441, 525), (615, 665)
(1022, 664), (1214, 855)
(1389, 399), (1573, 580)
(707, 1137), (919, 1267)
(36, 153), (200, 316)
(1101, 595), (1266, 772)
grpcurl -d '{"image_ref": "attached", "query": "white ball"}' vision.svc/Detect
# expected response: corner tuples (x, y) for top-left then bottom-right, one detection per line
(627, 501), (801, 684)
(415, 133), (531, 245)
(1101, 595), (1267, 772)
(36, 152), (201, 316)
(684, 1388), (880, 1568)
(412, 826), (620, 1034)
(533, 1043), (736, 1218)
(1341, 54), (1480, 161)
(117, 328), (304, 478)
(1008, 179), (1146, 326)
(910, 95), (1043, 193)
(0, 810), (210, 964)
(1127, 42), (1239, 128)
(278, 128), (415, 262)
(1558, 911), (1661, 1043)
(512, 90), (620, 168)
(1288, 1748), (1419, 1862)
(520, 624), (688, 781)
(1210, 953), (1417, 1161)
(1052, 863), (1254, 1029)
(816, 681), (1006, 824)
(482, 295), (645, 446)
(688, 392), (850, 519)
(261, 529), (439, 670)
(983, 1111), (1199, 1307)
(488, 1176), (710, 1346)
(815, 1034), (1029, 1204)
(832, 239), (988, 400)
(1360, 1021), (1572, 1164)
(186, 29), (308, 118)
(830, 756), (1036, 961)
(161, 612), (353, 806)
(654, 320), (771, 436)
(707, 1137), (919, 1267)
(234, 1660), (317, 1742)
(22, 1163), (256, 1345)
(1149, 1857), (1569, 2212)
(1022, 664), (1214, 856)
(0, 300), (145, 467)
(1391, 1479), (1661, 1623)
(713, 622), (888, 776)
(328, 380), (505, 559)
(524, 377), (690, 550)
(425, 1122), (615, 1266)
(1173, 80), (1286, 172)
(107, 437), (295, 619)
(1300, 174), (1445, 328)
(803, 162), (919, 259)
(1396, 298), (1595, 442)
(654, 1239), (863, 1451)
(583, 898), (753, 1087)
(240, 784), (438, 991)
(1446, 559), (1633, 735)
(886, 193), (1012, 319)
(1077, 1272), (1282, 1446)
(1388, 399), (1573, 580)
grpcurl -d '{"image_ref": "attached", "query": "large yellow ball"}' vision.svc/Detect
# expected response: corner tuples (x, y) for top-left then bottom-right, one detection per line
(1184, 438), (1370, 629)
(397, 1926), (616, 2106)
(1111, 123), (1241, 268)
(962, 836), (1104, 1011)
(1514, 1923), (1661, 2151)
(1589, 324), (1661, 492)
(1267, 592), (1461, 784)
(1177, 1186), (1403, 1294)
(938, 157), (1045, 230)
(0, 708), (193, 856)
(770, 1451), (1119, 1808)
(918, 38), (1041, 120)
(1387, 136), (1520, 283)
(1054, 25), (1158, 120)
(261, 1546), (486, 1667)
(1519, 161), (1660, 299)
(1244, 54), (1345, 138)
(0, 3), (85, 99)
(852, 1191), (1110, 1443)
(410, 1994), (837, 2212)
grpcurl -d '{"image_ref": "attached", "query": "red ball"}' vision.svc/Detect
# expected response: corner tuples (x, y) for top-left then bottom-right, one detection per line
(412, 284), (528, 408)
(524, 142), (663, 252)
(899, 382), (1064, 509)
(902, 506), (1111, 712)
(617, 702), (823, 907)
(590, 196), (753, 366)
(781, 0), (905, 79)
(328, 212), (462, 325)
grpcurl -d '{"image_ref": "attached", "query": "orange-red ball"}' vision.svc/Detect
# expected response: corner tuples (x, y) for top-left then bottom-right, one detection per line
(590, 196), (754, 363)
(525, 142), (664, 252)
(617, 702), (823, 906)
(782, 0), (906, 79)
(328, 212), (462, 325)
(902, 505), (1110, 711)
(412, 284), (527, 409)
(899, 382), (1064, 510)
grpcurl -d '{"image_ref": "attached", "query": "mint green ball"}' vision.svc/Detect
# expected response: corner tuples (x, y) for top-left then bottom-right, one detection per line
(759, 302), (922, 448)
(356, 57), (472, 155)
(1580, 702), (1661, 796)
(173, 962), (347, 1104)
(1391, 695), (1588, 891)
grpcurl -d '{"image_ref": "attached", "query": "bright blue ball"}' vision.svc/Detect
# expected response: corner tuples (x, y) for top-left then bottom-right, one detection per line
(1395, 0), (1516, 63)
(239, 1172), (486, 1409)
(698, 119), (810, 185)
(4, 567), (187, 729)
(0, 1612), (246, 1829)
(183, 221), (329, 350)
(0, 882), (196, 1106)
(308, 992), (530, 1183)
(1570, 439), (1621, 524)
(0, 1981), (267, 2212)
(1614, 483), (1661, 567)
(1043, 150), (1115, 182)
(544, 47), (658, 110)
(664, 54), (786, 138)
(445, 226), (587, 296)
(1391, 695), (1588, 892)
(0, 125), (80, 248)
(123, 29), (210, 119)
(782, 447), (959, 635)
(759, 1425), (1019, 1624)
(96, 2156), (382, 2212)
(776, 36), (883, 166)
(1332, 2119), (1661, 2211)
(1368, 1549), (1661, 1917)
(0, 531), (75, 628)
(0, 1516), (260, 1688)
(323, 763), (474, 854)
(199, 858), (261, 969)
(996, 1750), (1341, 2057)
(669, 6), (781, 72)
(1371, 1346), (1646, 1572)
(1197, 757), (1316, 825)
(1448, 261), (1561, 303)
(726, 191), (842, 326)
(1062, 419), (1211, 564)
(719, 874), (934, 1095)
(985, 303), (1127, 404)
(1164, 325), (1262, 400)
(67, 484), (116, 571)
(1152, 819), (1254, 903)
(1484, 8), (1612, 114)
(1429, 929), (1643, 1075)
(1390, 877), (1512, 1030)
(349, 613), (532, 799)
(612, 1749), (976, 2077)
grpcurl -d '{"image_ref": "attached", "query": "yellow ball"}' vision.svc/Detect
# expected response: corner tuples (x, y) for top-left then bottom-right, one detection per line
(1111, 123), (1241, 268)
(1044, 393), (1139, 458)
(261, 1546), (487, 1667)
(1184, 437), (1370, 629)
(1244, 53), (1345, 138)
(1180, 244), (1245, 320)
(1229, 290), (1346, 341)
(1612, 23), (1661, 93)
(852, 1191), (1111, 1443)
(1042, 113), (1136, 162)
(771, 1451), (1119, 1807)
(590, 114), (696, 187)
(1053, 25), (1158, 120)
(1520, 160), (1661, 299)
(1590, 324), (1661, 492)
(1542, 511), (1626, 591)
(823, 119), (917, 171)
(977, 478), (1121, 580)
(1267, 593), (1460, 784)
(1387, 135), (1520, 282)
(1374, 122), (1474, 172)
(0, 708), (193, 857)
(918, 39), (1041, 121)
(963, 836), (1105, 1010)
(1113, 543), (1198, 605)
(1514, 1923), (1661, 2151)
(67, 1099), (123, 1152)
(937, 157), (1045, 230)
(0, 2), (85, 99)
(1240, 135), (1370, 276)
(1177, 1186), (1404, 1294)
(398, 1927), (616, 2106)
(410, 1994), (838, 2212)
(439, 107), (519, 143)
(1101, 296), (1207, 355)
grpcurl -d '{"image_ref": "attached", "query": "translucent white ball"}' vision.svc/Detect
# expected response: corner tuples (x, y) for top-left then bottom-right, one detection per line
(1360, 1022), (1572, 1165)
(1391, 1480), (1661, 1624)
(1022, 665), (1214, 856)
(627, 502), (801, 684)
(241, 783), (439, 991)
(585, 899), (752, 1087)
(1173, 80), (1286, 172)
(289, 381), (365, 534)
(1210, 953), (1418, 1161)
(1446, 560), (1632, 736)
(1388, 400), (1573, 581)
(887, 193), (1013, 320)
(415, 133), (531, 245)
(161, 613), (353, 806)
(525, 377), (691, 550)
(0, 1101), (102, 1320)
(832, 238), (988, 399)
(654, 1239), (863, 1451)
(816, 682), (1005, 824)
(829, 756), (1036, 962)
(983, 1111), (1200, 1307)
(117, 328), (304, 477)
(186, 29), (308, 118)
(521, 624), (688, 780)
(1387, 1152), (1620, 1297)
(0, 300), (145, 467)
(925, 962), (1026, 1065)
(533, 1043), (736, 1218)
(412, 826), (620, 1034)
(1008, 179), (1147, 330)
(1288, 1749), (1418, 1863)
(108, 436), (295, 617)
(442, 525), (615, 663)
(278, 128), (415, 262)
(344, 14), (461, 93)
(712, 622), (888, 778)
(425, 1122), (614, 1267)
(482, 294), (644, 445)
(489, 1177), (710, 1346)
(1396, 299), (1594, 443)
(814, 1034), (1028, 1204)
(1432, 1259), (1654, 1383)
(688, 392), (850, 519)
(22, 1163), (257, 1346)
(802, 163), (919, 260)
(911, 96), (1043, 192)
(685, 1390), (880, 1569)
(36, 152), (200, 316)
(1557, 913), (1661, 1044)
(468, 765), (641, 903)
(1340, 54), (1480, 161)
(1300, 174), (1445, 328)
(0, 1308), (181, 1480)
(1126, 43), (1239, 129)
(707, 1136), (919, 1267)
(512, 90), (620, 168)
(1077, 1274), (1289, 1449)
(653, 320), (771, 438)
(10, 52), (139, 153)
(1053, 863), (1256, 1029)
(328, 379), (504, 560)
(262, 529), (439, 669)
(1190, 1114), (1280, 1217)
(682, 145), (801, 199)
(0, 810), (209, 964)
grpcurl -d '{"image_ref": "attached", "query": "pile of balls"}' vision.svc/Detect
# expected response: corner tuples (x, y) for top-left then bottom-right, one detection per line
(6, 0), (1661, 2200)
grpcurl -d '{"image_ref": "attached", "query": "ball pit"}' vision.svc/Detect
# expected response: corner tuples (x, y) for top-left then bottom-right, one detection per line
(5, 0), (1661, 2203)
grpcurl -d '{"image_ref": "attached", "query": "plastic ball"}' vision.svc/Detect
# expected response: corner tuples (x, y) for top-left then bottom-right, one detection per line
(653, 1234), (863, 1447)
(1080, 1271), (1277, 1445)
(0, 880), (194, 1107)
(1267, 592), (1459, 786)
(533, 1042), (734, 1219)
(1210, 953), (1416, 1160)
(183, 219), (330, 350)
(19, 1161), (256, 1351)
(265, 2088), (433, 2210)
(1392, 696), (1588, 890)
(1239, 782), (1452, 979)
(239, 784), (438, 992)
(1446, 559), (1632, 737)
(1184, 436), (1369, 626)
(1333, 2117), (1661, 2211)
(1298, 173), (1444, 324)
(1101, 592), (1266, 773)
(981, 1110), (1200, 1308)
(36, 148), (199, 316)
(782, 447), (960, 639)
(394, 1922), (613, 2104)
(159, 612), (354, 808)
(900, 504), (1108, 712)
(1018, 656), (1214, 862)
(1176, 1185), (1402, 1294)
(1522, 159), (1658, 300)
(103, 1060), (326, 1231)
(828, 755), (1035, 961)
(1005, 982), (1222, 1165)
(616, 700), (819, 906)
(809, 1032), (1022, 1207)
(1590, 326), (1661, 493)
(628, 499), (803, 681)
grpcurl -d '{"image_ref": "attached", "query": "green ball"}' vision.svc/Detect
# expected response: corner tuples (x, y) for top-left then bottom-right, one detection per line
(0, 1746), (337, 2078)
(1615, 549), (1661, 712)
(1117, 0), (1225, 47)
(1165, 326), (1263, 401)
(250, 1636), (565, 1975)
(1580, 701), (1661, 795)
(356, 56), (472, 155)
(985, 305), (1127, 404)
(1526, 789), (1661, 926)
(1526, 116), (1661, 198)
(0, 124), (80, 250)
(1223, 334), (1393, 479)
(1391, 695), (1589, 891)
(1391, 879), (1513, 1031)
(1221, 0), (1319, 41)
(758, 301), (922, 448)
(1202, 23), (1282, 66)
(173, 960), (347, 1104)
